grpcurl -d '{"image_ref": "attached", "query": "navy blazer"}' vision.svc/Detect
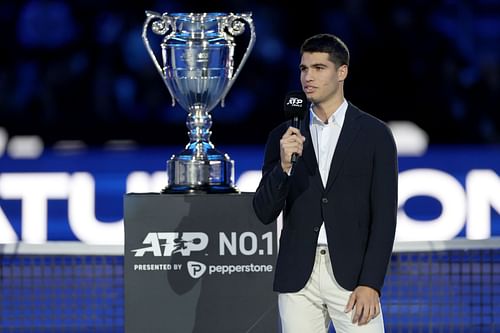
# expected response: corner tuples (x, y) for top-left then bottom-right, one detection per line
(253, 102), (398, 294)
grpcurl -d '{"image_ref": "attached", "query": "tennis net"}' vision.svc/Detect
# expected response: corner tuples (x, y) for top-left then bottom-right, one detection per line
(1, 239), (499, 332)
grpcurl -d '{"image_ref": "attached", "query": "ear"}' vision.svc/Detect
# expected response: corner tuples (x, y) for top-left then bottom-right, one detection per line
(338, 64), (348, 81)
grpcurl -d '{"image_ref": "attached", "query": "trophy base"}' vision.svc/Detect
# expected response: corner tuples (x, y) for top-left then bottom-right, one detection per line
(162, 156), (239, 195)
(161, 184), (239, 194)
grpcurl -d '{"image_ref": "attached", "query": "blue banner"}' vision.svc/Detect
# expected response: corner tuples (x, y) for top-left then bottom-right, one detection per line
(0, 145), (499, 243)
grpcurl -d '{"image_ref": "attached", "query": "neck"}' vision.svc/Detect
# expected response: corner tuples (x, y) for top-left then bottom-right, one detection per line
(313, 96), (344, 123)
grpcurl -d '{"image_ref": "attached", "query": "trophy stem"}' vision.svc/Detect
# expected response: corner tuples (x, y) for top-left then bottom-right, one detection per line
(161, 104), (238, 194)
(187, 105), (213, 159)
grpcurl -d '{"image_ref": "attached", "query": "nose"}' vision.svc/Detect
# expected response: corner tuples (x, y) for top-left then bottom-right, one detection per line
(302, 70), (313, 82)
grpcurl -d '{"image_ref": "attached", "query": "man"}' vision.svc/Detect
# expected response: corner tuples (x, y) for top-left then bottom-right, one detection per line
(253, 33), (398, 333)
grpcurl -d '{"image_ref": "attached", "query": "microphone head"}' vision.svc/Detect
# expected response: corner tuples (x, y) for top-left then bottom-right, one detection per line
(284, 90), (308, 120)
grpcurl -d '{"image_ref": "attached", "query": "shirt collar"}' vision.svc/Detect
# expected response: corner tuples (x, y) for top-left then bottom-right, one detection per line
(309, 99), (348, 126)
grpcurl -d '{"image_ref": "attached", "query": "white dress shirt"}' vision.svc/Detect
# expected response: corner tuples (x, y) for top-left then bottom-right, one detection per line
(309, 99), (348, 245)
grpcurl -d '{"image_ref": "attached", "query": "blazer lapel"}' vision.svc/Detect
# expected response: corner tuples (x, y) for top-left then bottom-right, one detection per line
(298, 114), (324, 191)
(325, 104), (362, 192)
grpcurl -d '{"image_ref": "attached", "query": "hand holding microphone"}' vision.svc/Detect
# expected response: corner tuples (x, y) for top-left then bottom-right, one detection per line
(281, 91), (308, 173)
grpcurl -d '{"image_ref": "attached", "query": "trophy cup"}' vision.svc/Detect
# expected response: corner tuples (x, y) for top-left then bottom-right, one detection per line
(142, 11), (256, 194)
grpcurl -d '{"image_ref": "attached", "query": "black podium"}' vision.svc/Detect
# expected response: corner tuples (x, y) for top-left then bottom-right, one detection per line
(124, 192), (279, 333)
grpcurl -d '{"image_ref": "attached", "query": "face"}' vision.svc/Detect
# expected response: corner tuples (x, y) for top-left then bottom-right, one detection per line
(300, 52), (347, 105)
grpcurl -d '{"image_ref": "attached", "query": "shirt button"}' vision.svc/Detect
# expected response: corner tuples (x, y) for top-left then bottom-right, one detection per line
(320, 249), (327, 255)
(313, 227), (320, 232)
(322, 198), (328, 204)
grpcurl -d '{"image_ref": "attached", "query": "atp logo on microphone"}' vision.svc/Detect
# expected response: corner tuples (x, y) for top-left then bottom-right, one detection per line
(286, 97), (304, 108)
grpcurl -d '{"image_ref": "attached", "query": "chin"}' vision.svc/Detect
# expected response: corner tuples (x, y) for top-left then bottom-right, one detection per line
(305, 92), (315, 101)
(307, 95), (318, 103)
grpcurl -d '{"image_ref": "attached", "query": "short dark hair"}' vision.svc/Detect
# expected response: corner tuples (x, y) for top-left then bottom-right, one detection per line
(300, 34), (350, 68)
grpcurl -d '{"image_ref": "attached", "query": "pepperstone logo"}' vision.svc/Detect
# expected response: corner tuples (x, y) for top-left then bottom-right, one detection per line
(187, 261), (207, 279)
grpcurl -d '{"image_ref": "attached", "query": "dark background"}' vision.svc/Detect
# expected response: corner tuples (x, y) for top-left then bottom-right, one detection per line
(1, 0), (499, 148)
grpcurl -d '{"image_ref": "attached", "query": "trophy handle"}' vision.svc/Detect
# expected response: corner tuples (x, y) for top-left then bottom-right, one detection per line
(219, 13), (256, 107)
(142, 11), (177, 107)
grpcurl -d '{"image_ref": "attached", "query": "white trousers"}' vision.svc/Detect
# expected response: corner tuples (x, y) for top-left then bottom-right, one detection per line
(278, 246), (385, 333)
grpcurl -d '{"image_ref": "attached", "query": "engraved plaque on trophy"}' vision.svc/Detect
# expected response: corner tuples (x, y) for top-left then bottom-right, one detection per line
(142, 12), (255, 193)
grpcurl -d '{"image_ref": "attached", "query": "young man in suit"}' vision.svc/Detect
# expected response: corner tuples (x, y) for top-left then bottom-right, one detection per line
(253, 33), (398, 333)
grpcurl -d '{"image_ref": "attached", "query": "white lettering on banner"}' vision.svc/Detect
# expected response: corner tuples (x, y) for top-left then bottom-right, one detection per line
(133, 263), (183, 271)
(235, 170), (261, 192)
(395, 168), (500, 241)
(0, 169), (499, 243)
(0, 204), (17, 243)
(0, 172), (124, 244)
(132, 232), (209, 257)
(68, 172), (123, 244)
(0, 173), (70, 243)
(240, 231), (258, 255)
(208, 263), (273, 275)
(466, 170), (500, 240)
(396, 169), (467, 241)
(126, 171), (166, 193)
(219, 232), (274, 256)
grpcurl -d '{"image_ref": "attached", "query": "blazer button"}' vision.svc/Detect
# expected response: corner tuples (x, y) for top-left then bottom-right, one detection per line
(313, 227), (320, 232)
(322, 197), (328, 204)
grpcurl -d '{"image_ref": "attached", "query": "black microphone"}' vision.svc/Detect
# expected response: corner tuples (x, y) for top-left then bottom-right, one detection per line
(283, 91), (308, 164)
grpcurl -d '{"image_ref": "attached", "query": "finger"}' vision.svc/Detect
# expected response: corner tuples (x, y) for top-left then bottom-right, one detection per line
(285, 134), (305, 146)
(284, 127), (306, 143)
(281, 139), (304, 155)
(344, 294), (355, 313)
(281, 133), (304, 146)
(280, 137), (301, 149)
(280, 143), (303, 170)
(281, 140), (303, 153)
(364, 304), (380, 324)
(344, 293), (356, 313)
(351, 305), (363, 324)
(374, 304), (380, 318)
(359, 305), (372, 325)
(287, 126), (302, 136)
(282, 127), (297, 139)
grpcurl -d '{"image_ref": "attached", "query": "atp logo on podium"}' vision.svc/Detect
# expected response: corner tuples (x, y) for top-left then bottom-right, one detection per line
(132, 232), (209, 257)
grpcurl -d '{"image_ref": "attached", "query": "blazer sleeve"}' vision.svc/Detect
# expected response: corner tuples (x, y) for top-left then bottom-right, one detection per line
(253, 126), (290, 225)
(358, 123), (398, 293)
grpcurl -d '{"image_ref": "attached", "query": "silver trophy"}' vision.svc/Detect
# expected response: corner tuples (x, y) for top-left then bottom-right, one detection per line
(142, 11), (256, 194)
